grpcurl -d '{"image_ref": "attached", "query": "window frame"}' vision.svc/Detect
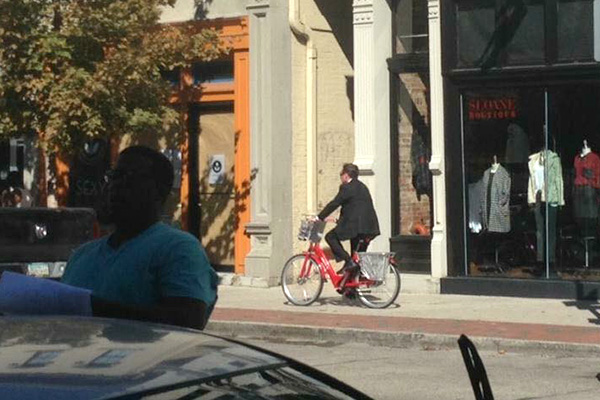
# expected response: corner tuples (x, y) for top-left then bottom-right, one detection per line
(447, 0), (600, 72)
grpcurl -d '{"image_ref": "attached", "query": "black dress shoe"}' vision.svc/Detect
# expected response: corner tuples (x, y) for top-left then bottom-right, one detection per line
(336, 260), (360, 275)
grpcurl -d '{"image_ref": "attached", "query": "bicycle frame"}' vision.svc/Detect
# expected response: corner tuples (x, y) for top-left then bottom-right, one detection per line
(299, 241), (387, 290)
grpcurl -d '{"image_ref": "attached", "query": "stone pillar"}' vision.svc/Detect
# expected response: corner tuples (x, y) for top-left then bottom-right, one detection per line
(352, 0), (392, 252)
(245, 0), (293, 286)
(427, 0), (448, 278)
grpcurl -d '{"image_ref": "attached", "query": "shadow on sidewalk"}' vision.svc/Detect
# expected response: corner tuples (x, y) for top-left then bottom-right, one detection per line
(282, 296), (400, 309)
(563, 281), (600, 325)
(563, 300), (600, 326)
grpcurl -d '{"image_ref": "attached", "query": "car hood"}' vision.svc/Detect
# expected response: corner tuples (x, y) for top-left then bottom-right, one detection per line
(0, 316), (284, 399)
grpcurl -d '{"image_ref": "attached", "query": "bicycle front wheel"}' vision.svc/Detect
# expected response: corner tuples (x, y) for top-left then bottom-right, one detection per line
(357, 263), (401, 309)
(281, 254), (324, 306)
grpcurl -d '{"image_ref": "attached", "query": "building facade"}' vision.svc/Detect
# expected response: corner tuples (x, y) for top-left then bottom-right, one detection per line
(438, 0), (600, 298)
(9, 0), (600, 298)
(284, 0), (600, 298)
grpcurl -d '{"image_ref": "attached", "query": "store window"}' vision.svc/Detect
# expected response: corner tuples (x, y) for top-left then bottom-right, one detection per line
(455, 0), (599, 69)
(456, 0), (496, 67)
(390, 0), (432, 272)
(392, 0), (432, 236)
(67, 138), (111, 211)
(462, 85), (600, 281)
(395, 75), (431, 236)
(557, 0), (596, 61)
(457, 0), (544, 68)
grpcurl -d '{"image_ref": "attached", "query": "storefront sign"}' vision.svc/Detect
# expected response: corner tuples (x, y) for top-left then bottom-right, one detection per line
(468, 97), (517, 121)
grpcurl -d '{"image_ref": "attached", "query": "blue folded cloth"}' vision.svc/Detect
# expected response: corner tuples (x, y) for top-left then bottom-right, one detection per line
(0, 271), (92, 316)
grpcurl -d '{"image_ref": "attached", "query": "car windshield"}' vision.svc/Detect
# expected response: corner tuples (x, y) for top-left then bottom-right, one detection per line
(133, 366), (356, 400)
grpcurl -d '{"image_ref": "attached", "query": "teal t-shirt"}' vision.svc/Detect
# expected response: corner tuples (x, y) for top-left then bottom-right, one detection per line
(62, 223), (217, 312)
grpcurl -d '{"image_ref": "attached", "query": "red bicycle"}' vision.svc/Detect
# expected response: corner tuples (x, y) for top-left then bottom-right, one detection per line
(281, 218), (401, 308)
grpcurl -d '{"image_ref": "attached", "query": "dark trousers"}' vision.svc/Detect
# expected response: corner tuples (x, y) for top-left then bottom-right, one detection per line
(325, 230), (371, 263)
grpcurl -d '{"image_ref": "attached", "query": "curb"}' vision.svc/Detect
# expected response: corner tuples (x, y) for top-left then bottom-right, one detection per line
(205, 320), (600, 357)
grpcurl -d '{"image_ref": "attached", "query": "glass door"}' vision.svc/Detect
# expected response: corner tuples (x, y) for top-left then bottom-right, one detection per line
(548, 84), (600, 281)
(462, 88), (548, 278)
(463, 84), (600, 282)
(197, 104), (236, 270)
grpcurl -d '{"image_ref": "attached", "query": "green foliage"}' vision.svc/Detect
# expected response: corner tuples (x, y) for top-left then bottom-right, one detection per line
(0, 0), (224, 153)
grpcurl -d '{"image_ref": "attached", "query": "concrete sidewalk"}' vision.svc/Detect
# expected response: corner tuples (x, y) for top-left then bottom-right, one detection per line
(205, 282), (600, 355)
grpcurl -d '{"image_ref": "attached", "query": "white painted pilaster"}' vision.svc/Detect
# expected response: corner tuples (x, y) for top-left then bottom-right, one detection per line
(427, 0), (448, 278)
(245, 0), (294, 286)
(352, 0), (392, 252)
(245, 0), (274, 285)
(353, 0), (376, 171)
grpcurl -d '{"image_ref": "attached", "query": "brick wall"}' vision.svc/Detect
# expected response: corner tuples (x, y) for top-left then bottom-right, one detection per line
(397, 73), (431, 235)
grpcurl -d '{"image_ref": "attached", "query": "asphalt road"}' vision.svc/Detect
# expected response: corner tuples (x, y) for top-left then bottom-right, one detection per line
(247, 338), (600, 400)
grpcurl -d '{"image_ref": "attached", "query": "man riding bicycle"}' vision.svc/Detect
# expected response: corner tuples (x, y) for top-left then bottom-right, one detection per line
(318, 163), (380, 287)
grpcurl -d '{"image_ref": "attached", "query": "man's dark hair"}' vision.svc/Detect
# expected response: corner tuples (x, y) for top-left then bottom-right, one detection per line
(120, 146), (174, 203)
(342, 163), (359, 179)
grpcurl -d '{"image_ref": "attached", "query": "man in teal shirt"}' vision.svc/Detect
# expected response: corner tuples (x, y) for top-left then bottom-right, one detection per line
(62, 146), (217, 329)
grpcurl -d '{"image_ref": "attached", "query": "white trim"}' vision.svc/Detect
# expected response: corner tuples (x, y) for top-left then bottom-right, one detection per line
(428, 0), (448, 278)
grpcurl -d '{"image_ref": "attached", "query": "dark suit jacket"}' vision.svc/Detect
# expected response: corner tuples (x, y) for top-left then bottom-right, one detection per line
(318, 179), (380, 240)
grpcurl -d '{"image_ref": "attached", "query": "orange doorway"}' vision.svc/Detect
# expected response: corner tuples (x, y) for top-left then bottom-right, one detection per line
(176, 17), (250, 274)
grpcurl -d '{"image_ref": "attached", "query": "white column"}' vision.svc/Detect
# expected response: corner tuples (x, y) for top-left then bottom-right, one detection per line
(352, 0), (392, 252)
(353, 0), (376, 171)
(427, 0), (448, 278)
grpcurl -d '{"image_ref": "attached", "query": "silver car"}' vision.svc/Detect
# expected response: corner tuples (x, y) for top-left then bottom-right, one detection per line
(0, 316), (371, 399)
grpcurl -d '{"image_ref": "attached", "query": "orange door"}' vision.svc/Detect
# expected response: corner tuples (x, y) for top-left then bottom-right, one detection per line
(197, 104), (236, 269)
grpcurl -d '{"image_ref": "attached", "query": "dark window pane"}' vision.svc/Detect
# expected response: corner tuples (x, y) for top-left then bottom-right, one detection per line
(395, 0), (429, 54)
(192, 61), (233, 85)
(456, 0), (496, 67)
(504, 0), (545, 65)
(160, 68), (180, 87)
(558, 0), (595, 61)
(456, 0), (545, 68)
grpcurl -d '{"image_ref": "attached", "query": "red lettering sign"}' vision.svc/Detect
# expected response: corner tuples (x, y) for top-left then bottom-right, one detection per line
(468, 97), (518, 121)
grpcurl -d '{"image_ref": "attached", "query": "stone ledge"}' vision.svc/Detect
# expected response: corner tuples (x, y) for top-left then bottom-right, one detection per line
(218, 272), (270, 288)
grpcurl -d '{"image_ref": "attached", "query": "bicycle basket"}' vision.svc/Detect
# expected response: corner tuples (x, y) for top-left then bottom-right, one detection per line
(297, 219), (325, 242)
(357, 252), (395, 281)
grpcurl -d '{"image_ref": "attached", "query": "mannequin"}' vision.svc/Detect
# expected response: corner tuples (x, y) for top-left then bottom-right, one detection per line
(581, 140), (592, 157)
(573, 139), (600, 237)
(528, 149), (564, 264)
(481, 155), (511, 233)
(490, 155), (500, 173)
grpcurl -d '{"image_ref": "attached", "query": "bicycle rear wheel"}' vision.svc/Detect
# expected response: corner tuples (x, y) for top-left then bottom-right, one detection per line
(281, 254), (324, 306)
(357, 262), (400, 309)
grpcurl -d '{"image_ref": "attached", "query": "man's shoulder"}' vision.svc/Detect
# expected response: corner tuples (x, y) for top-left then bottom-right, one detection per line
(145, 223), (201, 247)
(350, 178), (368, 191)
(73, 236), (107, 255)
(354, 179), (375, 198)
